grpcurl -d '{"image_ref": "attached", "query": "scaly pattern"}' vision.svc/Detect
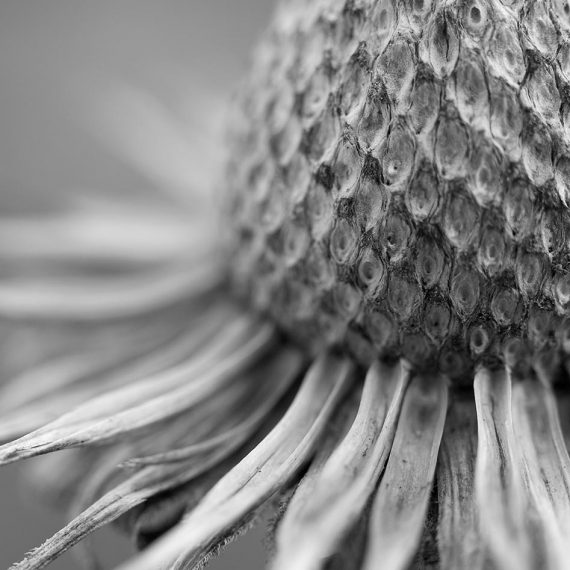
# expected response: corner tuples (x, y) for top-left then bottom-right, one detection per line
(227, 0), (570, 380)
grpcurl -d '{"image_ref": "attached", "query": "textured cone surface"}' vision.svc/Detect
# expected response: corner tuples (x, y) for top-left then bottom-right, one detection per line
(227, 0), (570, 378)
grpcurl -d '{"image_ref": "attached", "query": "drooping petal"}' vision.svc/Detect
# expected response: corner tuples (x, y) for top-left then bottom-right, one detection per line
(556, 392), (570, 460)
(0, 301), (235, 441)
(8, 347), (303, 570)
(511, 376), (570, 570)
(62, 380), (271, 569)
(362, 372), (448, 570)
(436, 394), (482, 569)
(272, 359), (409, 570)
(473, 367), (536, 570)
(116, 353), (354, 570)
(0, 309), (211, 440)
(125, 349), (303, 468)
(0, 316), (273, 462)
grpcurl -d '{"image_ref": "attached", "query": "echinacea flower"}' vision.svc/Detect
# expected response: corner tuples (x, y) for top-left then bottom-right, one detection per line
(3, 0), (570, 569)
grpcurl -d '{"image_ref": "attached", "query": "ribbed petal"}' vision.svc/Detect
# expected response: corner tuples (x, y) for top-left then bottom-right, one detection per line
(61, 378), (272, 569)
(8, 347), (303, 570)
(65, 372), (270, 516)
(511, 376), (570, 570)
(125, 350), (302, 468)
(556, 392), (570, 458)
(0, 308), (216, 441)
(0, 316), (272, 463)
(436, 394), (482, 569)
(473, 367), (535, 570)
(362, 372), (448, 570)
(272, 359), (409, 570)
(116, 353), (354, 570)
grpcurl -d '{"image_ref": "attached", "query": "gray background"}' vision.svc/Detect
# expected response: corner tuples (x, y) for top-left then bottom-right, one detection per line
(0, 1), (274, 568)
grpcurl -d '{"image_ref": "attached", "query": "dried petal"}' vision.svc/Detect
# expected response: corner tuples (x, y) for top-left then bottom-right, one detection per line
(273, 360), (409, 570)
(362, 373), (448, 570)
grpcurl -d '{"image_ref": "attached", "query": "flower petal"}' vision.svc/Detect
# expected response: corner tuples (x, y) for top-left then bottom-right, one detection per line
(8, 348), (303, 570)
(0, 308), (214, 441)
(116, 353), (354, 570)
(362, 372), (448, 570)
(512, 376), (570, 569)
(0, 259), (223, 321)
(272, 359), (409, 570)
(0, 315), (272, 462)
(125, 350), (303, 468)
(436, 395), (482, 569)
(0, 205), (204, 267)
(89, 82), (224, 208)
(474, 367), (535, 570)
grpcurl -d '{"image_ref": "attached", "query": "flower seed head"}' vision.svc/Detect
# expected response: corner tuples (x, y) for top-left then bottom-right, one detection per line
(227, 0), (570, 379)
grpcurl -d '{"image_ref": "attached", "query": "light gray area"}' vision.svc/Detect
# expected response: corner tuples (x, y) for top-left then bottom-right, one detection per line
(0, 0), (273, 212)
(0, 1), (273, 568)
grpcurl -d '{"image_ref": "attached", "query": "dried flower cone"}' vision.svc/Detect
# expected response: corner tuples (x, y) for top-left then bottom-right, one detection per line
(228, 0), (570, 377)
(2, 1), (570, 570)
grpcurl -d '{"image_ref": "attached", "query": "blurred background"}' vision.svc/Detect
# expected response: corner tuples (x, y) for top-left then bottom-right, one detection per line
(0, 1), (274, 567)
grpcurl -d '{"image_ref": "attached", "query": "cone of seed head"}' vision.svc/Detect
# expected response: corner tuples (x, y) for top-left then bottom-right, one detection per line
(2, 1), (570, 569)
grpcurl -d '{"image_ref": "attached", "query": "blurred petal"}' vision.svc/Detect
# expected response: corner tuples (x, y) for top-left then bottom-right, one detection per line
(0, 204), (209, 267)
(88, 82), (224, 209)
(0, 258), (223, 320)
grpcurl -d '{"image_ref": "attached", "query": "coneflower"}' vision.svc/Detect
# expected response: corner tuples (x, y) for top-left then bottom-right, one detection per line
(3, 0), (570, 569)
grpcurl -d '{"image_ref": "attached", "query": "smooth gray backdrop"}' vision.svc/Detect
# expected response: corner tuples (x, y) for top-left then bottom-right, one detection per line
(0, 1), (274, 568)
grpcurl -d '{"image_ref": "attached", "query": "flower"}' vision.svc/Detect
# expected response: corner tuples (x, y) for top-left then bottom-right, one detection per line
(3, 1), (570, 569)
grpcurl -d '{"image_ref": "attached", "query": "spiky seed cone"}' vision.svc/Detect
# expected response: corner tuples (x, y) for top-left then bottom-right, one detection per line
(227, 0), (570, 379)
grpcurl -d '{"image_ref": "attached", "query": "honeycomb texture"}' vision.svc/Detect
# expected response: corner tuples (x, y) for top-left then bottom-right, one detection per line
(226, 0), (570, 379)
